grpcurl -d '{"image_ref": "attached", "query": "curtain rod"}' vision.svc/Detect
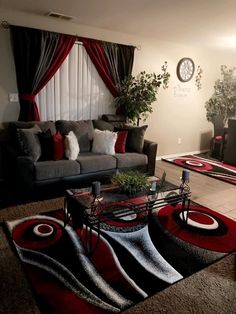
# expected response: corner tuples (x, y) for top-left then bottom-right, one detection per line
(1, 20), (141, 50)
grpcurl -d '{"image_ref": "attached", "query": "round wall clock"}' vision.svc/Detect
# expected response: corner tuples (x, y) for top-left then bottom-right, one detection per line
(176, 58), (195, 82)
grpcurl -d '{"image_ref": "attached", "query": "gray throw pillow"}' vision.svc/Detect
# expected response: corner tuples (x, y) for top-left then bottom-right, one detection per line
(115, 125), (148, 153)
(17, 124), (42, 161)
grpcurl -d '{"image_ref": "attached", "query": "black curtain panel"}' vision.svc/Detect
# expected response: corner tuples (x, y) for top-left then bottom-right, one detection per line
(102, 42), (120, 88)
(117, 44), (135, 82)
(11, 26), (75, 121)
(102, 42), (135, 91)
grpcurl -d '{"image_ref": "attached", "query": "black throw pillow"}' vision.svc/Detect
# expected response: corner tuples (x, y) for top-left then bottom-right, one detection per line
(37, 129), (54, 161)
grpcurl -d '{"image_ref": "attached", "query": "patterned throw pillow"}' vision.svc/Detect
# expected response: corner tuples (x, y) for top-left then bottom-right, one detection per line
(92, 129), (117, 155)
(17, 124), (42, 161)
(115, 131), (128, 153)
(64, 131), (80, 160)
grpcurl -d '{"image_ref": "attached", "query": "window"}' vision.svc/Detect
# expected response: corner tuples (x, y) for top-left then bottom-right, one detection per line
(36, 43), (115, 121)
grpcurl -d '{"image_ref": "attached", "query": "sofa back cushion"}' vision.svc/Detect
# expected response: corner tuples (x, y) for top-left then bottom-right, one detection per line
(3, 121), (56, 153)
(4, 121), (57, 135)
(56, 120), (94, 153)
(92, 119), (114, 131)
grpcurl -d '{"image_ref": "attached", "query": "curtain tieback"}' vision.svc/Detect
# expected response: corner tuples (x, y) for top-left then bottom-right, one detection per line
(20, 94), (36, 101)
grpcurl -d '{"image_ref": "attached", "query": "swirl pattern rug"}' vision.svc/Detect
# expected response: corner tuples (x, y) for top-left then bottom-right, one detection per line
(162, 154), (236, 185)
(5, 199), (236, 314)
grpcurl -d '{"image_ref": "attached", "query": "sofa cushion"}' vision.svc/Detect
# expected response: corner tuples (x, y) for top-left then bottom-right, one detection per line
(56, 120), (94, 152)
(17, 125), (42, 162)
(76, 153), (116, 174)
(92, 119), (114, 131)
(114, 153), (148, 169)
(35, 160), (81, 181)
(102, 114), (126, 128)
(92, 129), (117, 155)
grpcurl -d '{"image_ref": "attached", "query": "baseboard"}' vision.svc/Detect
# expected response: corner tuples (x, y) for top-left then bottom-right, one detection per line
(156, 149), (209, 161)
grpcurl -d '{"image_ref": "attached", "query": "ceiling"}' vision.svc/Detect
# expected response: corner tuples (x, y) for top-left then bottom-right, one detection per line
(1, 0), (236, 50)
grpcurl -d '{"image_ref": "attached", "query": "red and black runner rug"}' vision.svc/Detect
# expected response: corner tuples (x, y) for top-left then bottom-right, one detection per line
(162, 154), (236, 185)
(5, 199), (236, 313)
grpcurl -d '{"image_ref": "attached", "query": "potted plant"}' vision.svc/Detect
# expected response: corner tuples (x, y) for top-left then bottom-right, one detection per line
(111, 170), (150, 195)
(205, 65), (236, 126)
(115, 62), (170, 125)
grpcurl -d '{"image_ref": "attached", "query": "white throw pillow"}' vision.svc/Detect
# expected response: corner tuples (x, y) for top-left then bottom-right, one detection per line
(64, 131), (80, 160)
(92, 129), (117, 155)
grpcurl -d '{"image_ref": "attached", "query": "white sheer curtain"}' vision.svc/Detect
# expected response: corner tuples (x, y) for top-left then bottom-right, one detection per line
(36, 44), (115, 121)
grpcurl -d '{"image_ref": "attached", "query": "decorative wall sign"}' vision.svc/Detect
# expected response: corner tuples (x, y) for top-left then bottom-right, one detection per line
(195, 66), (203, 90)
(176, 58), (195, 82)
(173, 84), (191, 97)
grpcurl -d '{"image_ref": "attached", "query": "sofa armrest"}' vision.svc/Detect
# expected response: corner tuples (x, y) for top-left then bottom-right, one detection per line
(143, 139), (158, 176)
(17, 156), (35, 190)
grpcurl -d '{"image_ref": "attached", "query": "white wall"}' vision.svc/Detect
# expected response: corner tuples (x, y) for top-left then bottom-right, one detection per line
(1, 8), (236, 156)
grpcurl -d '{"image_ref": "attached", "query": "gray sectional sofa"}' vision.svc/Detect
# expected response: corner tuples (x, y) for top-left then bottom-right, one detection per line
(1, 116), (157, 199)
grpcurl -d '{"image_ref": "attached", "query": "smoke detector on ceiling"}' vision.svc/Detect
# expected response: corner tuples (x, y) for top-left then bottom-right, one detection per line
(46, 11), (73, 21)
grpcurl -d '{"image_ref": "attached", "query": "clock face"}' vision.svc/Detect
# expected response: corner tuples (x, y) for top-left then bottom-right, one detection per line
(177, 58), (195, 82)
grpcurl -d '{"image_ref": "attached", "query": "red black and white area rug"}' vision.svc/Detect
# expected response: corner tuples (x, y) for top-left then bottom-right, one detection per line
(162, 154), (236, 185)
(5, 201), (236, 314)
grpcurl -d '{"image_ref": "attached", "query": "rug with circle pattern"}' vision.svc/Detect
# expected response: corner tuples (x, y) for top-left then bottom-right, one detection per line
(162, 154), (236, 185)
(5, 199), (236, 313)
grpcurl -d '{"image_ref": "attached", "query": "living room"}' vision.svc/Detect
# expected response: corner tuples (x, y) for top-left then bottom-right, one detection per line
(0, 1), (236, 314)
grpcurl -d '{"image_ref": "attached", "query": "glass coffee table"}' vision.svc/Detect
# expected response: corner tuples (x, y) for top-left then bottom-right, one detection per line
(64, 178), (191, 255)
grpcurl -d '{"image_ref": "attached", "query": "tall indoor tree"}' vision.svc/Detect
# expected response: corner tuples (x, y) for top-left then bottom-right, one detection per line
(205, 65), (236, 126)
(115, 62), (170, 125)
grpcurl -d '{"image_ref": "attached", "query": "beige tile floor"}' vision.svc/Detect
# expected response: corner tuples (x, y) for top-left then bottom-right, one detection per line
(156, 160), (236, 221)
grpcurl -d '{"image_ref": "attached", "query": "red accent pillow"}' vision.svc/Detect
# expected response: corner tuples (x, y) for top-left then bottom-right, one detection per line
(115, 131), (128, 153)
(53, 131), (64, 160)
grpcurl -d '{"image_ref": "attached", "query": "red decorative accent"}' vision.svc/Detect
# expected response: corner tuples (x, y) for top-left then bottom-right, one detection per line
(81, 37), (118, 97)
(157, 204), (236, 253)
(27, 265), (106, 314)
(174, 158), (213, 171)
(115, 131), (128, 153)
(188, 212), (214, 225)
(53, 131), (65, 160)
(19, 94), (36, 101)
(215, 135), (223, 140)
(12, 219), (62, 250)
(38, 224), (53, 233)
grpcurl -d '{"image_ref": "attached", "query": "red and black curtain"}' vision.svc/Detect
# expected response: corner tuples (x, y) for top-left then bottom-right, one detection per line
(81, 37), (135, 97)
(11, 26), (76, 121)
